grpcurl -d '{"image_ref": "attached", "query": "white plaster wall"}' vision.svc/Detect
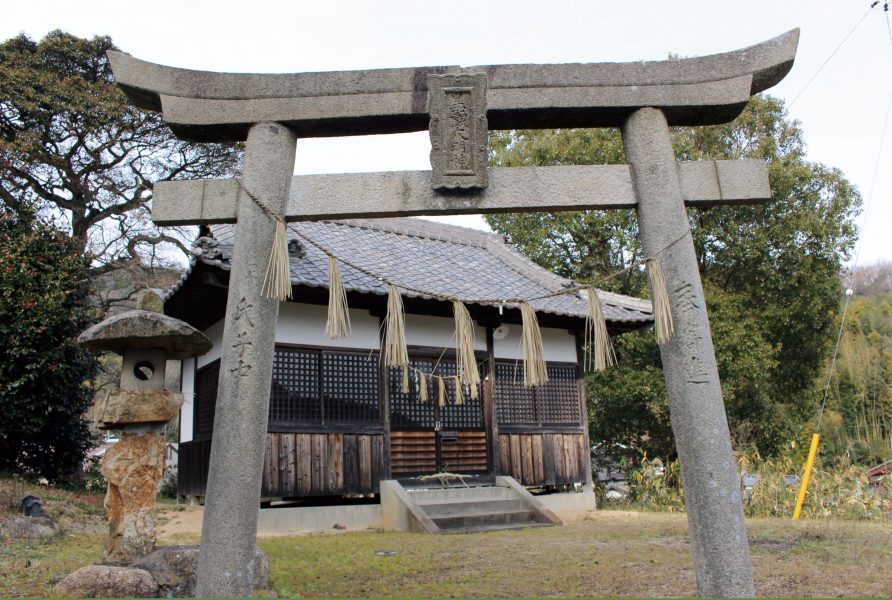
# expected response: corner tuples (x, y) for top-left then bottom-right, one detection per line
(182, 320), (224, 443)
(277, 303), (380, 349)
(197, 320), (225, 368)
(405, 313), (486, 351)
(493, 325), (578, 363)
(180, 357), (195, 443)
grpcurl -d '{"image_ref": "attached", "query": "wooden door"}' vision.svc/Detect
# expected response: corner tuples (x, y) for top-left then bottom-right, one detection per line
(389, 358), (488, 478)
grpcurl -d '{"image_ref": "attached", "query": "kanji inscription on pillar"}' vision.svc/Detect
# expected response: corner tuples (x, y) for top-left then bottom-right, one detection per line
(428, 73), (488, 190)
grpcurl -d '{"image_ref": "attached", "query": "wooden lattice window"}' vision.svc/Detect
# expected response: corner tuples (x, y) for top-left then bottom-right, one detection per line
(270, 348), (321, 424)
(494, 362), (535, 425)
(322, 351), (380, 423)
(495, 361), (580, 427)
(390, 359), (436, 429)
(389, 358), (484, 430)
(438, 361), (484, 430)
(193, 360), (220, 440)
(270, 347), (380, 427)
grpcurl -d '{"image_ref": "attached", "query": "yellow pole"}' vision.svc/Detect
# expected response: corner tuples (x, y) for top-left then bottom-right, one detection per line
(792, 432), (821, 520)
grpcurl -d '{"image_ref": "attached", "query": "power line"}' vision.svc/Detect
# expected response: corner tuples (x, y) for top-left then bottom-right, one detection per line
(788, 3), (879, 109)
(816, 81), (892, 432)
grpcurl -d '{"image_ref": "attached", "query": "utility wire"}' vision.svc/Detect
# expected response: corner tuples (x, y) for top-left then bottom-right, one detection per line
(788, 3), (878, 108)
(816, 82), (892, 432)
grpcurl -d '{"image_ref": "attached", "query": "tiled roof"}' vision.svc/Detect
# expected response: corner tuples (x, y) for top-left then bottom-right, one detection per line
(189, 218), (652, 325)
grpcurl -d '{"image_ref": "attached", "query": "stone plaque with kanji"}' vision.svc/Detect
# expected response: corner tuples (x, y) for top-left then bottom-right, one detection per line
(428, 73), (488, 190)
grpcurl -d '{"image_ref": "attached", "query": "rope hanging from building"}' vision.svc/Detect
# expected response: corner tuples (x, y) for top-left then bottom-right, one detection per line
(280, 223), (675, 389)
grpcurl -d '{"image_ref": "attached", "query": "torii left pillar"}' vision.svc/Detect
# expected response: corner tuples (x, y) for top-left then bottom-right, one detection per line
(195, 122), (296, 598)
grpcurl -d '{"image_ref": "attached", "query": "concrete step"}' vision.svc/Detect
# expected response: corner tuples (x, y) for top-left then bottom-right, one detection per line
(433, 508), (544, 530)
(382, 477), (561, 534)
(421, 497), (529, 518)
(409, 485), (515, 505)
(441, 521), (555, 535)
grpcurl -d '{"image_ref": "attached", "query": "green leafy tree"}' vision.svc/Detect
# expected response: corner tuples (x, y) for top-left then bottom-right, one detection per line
(0, 31), (241, 277)
(488, 96), (861, 457)
(0, 208), (99, 481)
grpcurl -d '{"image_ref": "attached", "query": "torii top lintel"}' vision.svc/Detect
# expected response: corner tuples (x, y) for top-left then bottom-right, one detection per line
(108, 29), (798, 143)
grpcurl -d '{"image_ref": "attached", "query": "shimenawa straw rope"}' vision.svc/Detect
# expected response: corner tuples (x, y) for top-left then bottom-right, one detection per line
(520, 302), (548, 386)
(645, 258), (675, 345)
(325, 255), (351, 339)
(584, 287), (616, 372)
(418, 371), (429, 402)
(437, 376), (446, 407)
(239, 183), (292, 301)
(383, 285), (409, 369)
(453, 301), (481, 398)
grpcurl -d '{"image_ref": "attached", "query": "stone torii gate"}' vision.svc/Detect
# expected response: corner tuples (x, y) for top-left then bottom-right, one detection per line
(109, 29), (798, 598)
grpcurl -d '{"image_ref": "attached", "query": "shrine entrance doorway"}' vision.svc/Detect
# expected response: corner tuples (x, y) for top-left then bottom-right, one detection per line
(388, 354), (490, 481)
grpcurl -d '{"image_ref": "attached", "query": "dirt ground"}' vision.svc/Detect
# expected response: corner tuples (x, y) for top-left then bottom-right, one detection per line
(3, 490), (891, 598)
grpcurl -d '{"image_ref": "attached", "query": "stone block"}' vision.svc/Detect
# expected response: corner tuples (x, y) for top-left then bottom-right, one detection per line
(53, 565), (157, 598)
(132, 544), (269, 597)
(98, 389), (182, 429)
(78, 310), (212, 359)
(0, 515), (60, 540)
(101, 432), (166, 563)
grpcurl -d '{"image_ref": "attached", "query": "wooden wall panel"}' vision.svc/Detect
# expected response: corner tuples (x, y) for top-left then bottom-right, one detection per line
(177, 439), (212, 498)
(257, 432), (384, 497)
(180, 433), (384, 498)
(440, 431), (488, 474)
(497, 432), (588, 486)
(390, 431), (437, 475)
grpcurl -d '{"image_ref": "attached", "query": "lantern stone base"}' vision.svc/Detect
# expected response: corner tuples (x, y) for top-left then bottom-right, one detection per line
(101, 431), (166, 563)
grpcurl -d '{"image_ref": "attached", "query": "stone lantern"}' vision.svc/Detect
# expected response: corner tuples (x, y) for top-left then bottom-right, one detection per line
(78, 290), (211, 563)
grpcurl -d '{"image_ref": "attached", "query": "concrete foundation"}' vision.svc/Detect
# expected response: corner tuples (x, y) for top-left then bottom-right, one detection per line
(252, 483), (591, 535)
(257, 504), (383, 535)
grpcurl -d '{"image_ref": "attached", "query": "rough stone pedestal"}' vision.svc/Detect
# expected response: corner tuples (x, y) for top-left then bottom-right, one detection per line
(101, 431), (166, 563)
(621, 107), (755, 597)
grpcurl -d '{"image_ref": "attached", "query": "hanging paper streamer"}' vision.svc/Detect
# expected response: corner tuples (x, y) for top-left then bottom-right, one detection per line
(437, 376), (446, 407)
(453, 301), (480, 398)
(520, 302), (548, 387)
(383, 285), (409, 368)
(325, 255), (351, 339)
(418, 371), (429, 402)
(454, 376), (464, 405)
(584, 287), (616, 372)
(261, 217), (292, 301)
(645, 259), (674, 345)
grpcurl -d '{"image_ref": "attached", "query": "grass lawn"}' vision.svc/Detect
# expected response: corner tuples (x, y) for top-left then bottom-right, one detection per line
(3, 506), (889, 597)
(257, 511), (892, 598)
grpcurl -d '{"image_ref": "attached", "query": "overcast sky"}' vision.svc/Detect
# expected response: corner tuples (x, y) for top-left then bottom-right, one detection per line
(6, 0), (891, 266)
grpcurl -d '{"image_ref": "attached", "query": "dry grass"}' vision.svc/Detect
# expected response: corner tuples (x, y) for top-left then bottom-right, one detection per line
(1, 475), (890, 598)
(259, 512), (892, 598)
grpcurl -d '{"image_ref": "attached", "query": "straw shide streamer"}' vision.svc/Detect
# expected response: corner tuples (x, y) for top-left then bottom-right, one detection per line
(418, 371), (428, 402)
(261, 217), (292, 301)
(453, 301), (481, 392)
(520, 302), (548, 387)
(584, 287), (616, 372)
(437, 376), (446, 407)
(325, 255), (351, 339)
(383, 285), (409, 369)
(401, 365), (410, 394)
(645, 259), (674, 345)
(454, 376), (464, 405)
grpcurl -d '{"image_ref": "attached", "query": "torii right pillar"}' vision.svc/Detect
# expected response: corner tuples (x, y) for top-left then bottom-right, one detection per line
(623, 107), (754, 597)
